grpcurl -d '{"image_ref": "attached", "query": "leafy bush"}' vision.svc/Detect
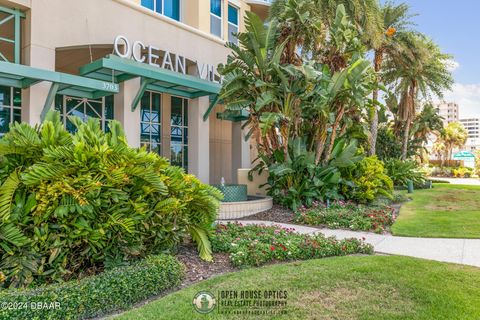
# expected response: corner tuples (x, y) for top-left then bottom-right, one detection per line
(430, 165), (453, 177)
(341, 156), (393, 203)
(0, 112), (222, 288)
(453, 167), (473, 178)
(211, 223), (373, 267)
(0, 254), (183, 320)
(295, 201), (395, 233)
(261, 138), (362, 210)
(384, 159), (427, 187)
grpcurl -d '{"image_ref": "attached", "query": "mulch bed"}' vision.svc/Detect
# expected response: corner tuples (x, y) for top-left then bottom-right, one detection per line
(237, 204), (296, 223)
(175, 244), (238, 288)
(239, 203), (403, 225)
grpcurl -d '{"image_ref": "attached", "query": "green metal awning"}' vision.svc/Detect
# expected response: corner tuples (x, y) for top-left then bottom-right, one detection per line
(79, 54), (221, 111)
(0, 60), (120, 119)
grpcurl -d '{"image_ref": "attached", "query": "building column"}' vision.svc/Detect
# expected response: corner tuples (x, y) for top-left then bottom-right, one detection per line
(161, 94), (171, 159)
(188, 96), (210, 183)
(232, 121), (251, 183)
(21, 45), (56, 125)
(113, 78), (141, 147)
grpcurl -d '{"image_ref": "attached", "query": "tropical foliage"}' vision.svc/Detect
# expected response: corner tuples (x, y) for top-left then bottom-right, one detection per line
(369, 0), (416, 156)
(218, 6), (375, 164)
(261, 138), (362, 210)
(433, 121), (468, 165)
(0, 112), (222, 288)
(341, 156), (393, 203)
(217, 6), (380, 208)
(384, 159), (427, 187)
(216, 0), (453, 209)
(382, 34), (453, 159)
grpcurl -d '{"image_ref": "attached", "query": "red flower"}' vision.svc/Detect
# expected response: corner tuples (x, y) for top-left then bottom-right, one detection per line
(270, 246), (275, 251)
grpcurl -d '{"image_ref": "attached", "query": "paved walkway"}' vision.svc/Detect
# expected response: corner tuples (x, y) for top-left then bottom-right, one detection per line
(221, 220), (480, 268)
(430, 177), (480, 185)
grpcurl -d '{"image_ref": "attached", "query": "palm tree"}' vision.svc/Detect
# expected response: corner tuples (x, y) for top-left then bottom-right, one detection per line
(368, 1), (416, 156)
(411, 103), (444, 162)
(411, 103), (444, 143)
(382, 34), (453, 160)
(270, 0), (383, 68)
(441, 121), (468, 161)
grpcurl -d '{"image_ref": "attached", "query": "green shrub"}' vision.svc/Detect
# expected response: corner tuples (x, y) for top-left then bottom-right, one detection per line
(0, 112), (222, 288)
(295, 201), (395, 233)
(384, 159), (427, 187)
(0, 254), (183, 320)
(430, 165), (455, 177)
(341, 156), (393, 203)
(453, 166), (473, 178)
(211, 223), (373, 267)
(263, 138), (362, 210)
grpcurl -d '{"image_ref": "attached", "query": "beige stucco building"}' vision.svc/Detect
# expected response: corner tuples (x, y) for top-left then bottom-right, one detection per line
(0, 0), (272, 184)
(435, 101), (459, 126)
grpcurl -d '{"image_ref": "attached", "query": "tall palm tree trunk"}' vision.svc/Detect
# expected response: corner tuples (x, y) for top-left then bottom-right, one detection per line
(401, 83), (416, 160)
(369, 49), (384, 156)
(401, 121), (410, 160)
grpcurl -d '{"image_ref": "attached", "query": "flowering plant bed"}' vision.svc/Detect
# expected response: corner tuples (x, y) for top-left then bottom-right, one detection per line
(295, 201), (396, 233)
(211, 223), (373, 267)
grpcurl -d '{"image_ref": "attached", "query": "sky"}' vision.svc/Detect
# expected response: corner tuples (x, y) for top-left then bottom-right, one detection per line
(381, 0), (480, 118)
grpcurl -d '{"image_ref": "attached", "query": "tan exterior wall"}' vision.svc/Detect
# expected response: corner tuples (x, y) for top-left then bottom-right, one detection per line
(209, 105), (233, 184)
(0, 0), (269, 183)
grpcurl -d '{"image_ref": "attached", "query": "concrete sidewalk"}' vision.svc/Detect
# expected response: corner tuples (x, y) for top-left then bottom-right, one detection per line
(220, 220), (480, 268)
(430, 177), (480, 185)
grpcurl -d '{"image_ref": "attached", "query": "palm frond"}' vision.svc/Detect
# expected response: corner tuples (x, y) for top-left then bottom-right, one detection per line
(0, 171), (20, 221)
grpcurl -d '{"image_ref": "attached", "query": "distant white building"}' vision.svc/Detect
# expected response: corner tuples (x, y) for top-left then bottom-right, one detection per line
(459, 118), (480, 151)
(436, 102), (459, 126)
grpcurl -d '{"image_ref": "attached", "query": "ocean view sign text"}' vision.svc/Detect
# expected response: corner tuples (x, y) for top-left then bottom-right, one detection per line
(113, 35), (221, 83)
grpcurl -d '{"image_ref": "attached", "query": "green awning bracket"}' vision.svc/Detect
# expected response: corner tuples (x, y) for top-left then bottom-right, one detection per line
(203, 94), (220, 121)
(80, 54), (221, 100)
(0, 60), (120, 120)
(131, 77), (153, 112)
(41, 82), (60, 121)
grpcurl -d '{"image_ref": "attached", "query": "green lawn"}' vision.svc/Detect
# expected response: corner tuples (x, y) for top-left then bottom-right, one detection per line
(114, 256), (480, 320)
(392, 184), (480, 238)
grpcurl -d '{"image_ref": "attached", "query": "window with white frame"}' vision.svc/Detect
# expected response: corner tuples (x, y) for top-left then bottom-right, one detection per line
(228, 4), (239, 44)
(140, 91), (162, 155)
(170, 96), (188, 171)
(0, 86), (21, 137)
(54, 95), (114, 133)
(141, 0), (180, 21)
(210, 0), (223, 38)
